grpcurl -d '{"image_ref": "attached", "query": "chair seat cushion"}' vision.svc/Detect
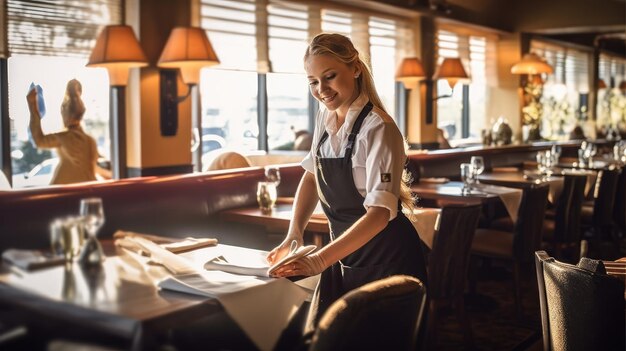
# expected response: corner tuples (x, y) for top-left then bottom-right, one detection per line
(471, 228), (514, 258)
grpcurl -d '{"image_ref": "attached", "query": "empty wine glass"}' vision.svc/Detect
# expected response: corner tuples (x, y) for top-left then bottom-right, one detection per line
(550, 145), (562, 163)
(265, 166), (281, 187)
(79, 197), (105, 265)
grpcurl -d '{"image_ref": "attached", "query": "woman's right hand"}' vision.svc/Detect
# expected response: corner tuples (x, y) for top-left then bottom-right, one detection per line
(26, 89), (38, 111)
(267, 235), (303, 265)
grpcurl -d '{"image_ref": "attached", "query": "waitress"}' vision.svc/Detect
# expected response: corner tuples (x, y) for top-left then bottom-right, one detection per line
(268, 33), (427, 329)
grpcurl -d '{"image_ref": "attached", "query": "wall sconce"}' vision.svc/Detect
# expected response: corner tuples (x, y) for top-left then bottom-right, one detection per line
(395, 57), (426, 89)
(158, 27), (219, 171)
(87, 25), (148, 179)
(433, 57), (469, 99)
(511, 52), (553, 142)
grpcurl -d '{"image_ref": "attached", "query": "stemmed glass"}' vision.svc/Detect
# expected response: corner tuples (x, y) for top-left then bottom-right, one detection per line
(78, 197), (105, 265)
(460, 163), (474, 194)
(265, 166), (281, 187)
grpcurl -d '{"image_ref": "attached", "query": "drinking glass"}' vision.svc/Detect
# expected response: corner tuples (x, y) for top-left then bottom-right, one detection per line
(460, 163), (474, 193)
(79, 197), (105, 265)
(265, 166), (281, 187)
(470, 156), (485, 176)
(257, 181), (277, 213)
(80, 197), (105, 239)
(536, 151), (547, 174)
(550, 145), (562, 164)
(51, 216), (85, 263)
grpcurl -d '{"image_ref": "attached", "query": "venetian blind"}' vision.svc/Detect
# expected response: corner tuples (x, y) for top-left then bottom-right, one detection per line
(200, 0), (257, 71)
(7, 0), (122, 58)
(435, 29), (496, 84)
(531, 40), (590, 92)
(599, 53), (626, 86)
(268, 0), (308, 73)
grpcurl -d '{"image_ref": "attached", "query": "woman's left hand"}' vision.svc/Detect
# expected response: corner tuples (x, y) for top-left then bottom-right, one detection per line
(270, 253), (327, 278)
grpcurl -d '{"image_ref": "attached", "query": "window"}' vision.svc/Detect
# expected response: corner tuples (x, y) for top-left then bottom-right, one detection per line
(267, 1), (309, 150)
(6, 0), (121, 188)
(531, 40), (591, 139)
(597, 53), (626, 130)
(199, 0), (412, 161)
(435, 27), (492, 141)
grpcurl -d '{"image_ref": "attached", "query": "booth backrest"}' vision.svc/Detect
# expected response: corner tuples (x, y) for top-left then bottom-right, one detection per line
(0, 164), (305, 252)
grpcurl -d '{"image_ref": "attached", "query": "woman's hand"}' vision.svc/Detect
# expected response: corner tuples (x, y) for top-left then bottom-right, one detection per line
(26, 89), (38, 112)
(270, 253), (327, 278)
(267, 235), (303, 265)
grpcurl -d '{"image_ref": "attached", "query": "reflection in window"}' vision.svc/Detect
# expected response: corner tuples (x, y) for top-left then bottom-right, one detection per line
(200, 69), (258, 155)
(9, 55), (110, 188)
(267, 73), (309, 150)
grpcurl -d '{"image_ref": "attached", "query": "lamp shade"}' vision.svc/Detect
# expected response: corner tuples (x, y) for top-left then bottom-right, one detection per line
(434, 58), (469, 89)
(511, 53), (553, 75)
(598, 79), (607, 89)
(87, 25), (148, 86)
(158, 27), (220, 85)
(396, 57), (425, 88)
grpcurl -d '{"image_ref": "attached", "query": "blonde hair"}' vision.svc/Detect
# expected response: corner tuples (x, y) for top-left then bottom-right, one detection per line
(61, 79), (86, 122)
(304, 33), (417, 218)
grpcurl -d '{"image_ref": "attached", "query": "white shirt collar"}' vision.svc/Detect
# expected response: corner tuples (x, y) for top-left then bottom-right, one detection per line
(323, 94), (369, 137)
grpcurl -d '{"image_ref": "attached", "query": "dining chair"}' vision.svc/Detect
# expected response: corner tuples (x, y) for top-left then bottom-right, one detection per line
(612, 168), (626, 236)
(426, 203), (482, 349)
(581, 168), (620, 240)
(534, 251), (625, 351)
(308, 275), (427, 351)
(542, 174), (587, 262)
(203, 150), (252, 172)
(470, 184), (549, 317)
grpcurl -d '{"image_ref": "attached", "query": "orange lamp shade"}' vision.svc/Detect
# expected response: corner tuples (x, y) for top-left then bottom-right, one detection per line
(396, 57), (426, 88)
(158, 27), (220, 85)
(87, 25), (148, 86)
(511, 53), (554, 75)
(434, 58), (469, 89)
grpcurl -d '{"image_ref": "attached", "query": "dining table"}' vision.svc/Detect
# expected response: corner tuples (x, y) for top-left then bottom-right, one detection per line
(0, 241), (314, 351)
(477, 170), (564, 204)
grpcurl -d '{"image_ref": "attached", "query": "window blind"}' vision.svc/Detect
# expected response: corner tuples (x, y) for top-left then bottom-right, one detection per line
(531, 40), (590, 92)
(599, 53), (626, 87)
(268, 0), (308, 73)
(200, 0), (257, 71)
(7, 0), (122, 58)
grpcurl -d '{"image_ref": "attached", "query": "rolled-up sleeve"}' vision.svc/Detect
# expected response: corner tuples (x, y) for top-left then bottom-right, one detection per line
(361, 121), (406, 221)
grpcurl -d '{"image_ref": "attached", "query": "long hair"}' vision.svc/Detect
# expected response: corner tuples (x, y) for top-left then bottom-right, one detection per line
(61, 79), (86, 122)
(304, 33), (417, 218)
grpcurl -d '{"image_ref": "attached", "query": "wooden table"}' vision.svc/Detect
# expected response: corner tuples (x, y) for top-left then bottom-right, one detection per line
(411, 181), (501, 205)
(0, 242), (220, 350)
(220, 203), (329, 247)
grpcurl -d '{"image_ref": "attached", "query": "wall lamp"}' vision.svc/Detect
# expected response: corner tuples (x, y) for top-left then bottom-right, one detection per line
(157, 27), (220, 171)
(87, 25), (148, 179)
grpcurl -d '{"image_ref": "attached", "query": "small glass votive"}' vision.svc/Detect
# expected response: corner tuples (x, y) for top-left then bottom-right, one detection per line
(257, 181), (277, 214)
(50, 216), (85, 263)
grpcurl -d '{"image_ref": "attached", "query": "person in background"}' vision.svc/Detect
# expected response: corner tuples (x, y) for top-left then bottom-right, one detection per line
(27, 79), (110, 185)
(437, 127), (452, 149)
(268, 33), (427, 331)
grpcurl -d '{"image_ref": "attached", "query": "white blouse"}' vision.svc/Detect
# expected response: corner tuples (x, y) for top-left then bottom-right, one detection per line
(301, 94), (407, 221)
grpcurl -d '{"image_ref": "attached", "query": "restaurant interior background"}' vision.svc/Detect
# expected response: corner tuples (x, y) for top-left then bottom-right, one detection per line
(0, 0), (624, 187)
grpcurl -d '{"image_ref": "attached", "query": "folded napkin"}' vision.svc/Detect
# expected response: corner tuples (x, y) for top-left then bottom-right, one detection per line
(114, 230), (217, 254)
(120, 236), (196, 275)
(2, 249), (64, 271)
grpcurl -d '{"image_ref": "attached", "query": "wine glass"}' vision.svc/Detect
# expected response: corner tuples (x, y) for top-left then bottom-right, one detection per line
(265, 166), (281, 187)
(79, 197), (105, 265)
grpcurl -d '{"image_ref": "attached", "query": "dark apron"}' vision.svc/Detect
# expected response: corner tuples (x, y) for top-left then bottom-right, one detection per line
(306, 101), (428, 329)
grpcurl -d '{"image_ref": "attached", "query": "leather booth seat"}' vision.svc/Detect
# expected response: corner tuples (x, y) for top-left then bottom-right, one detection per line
(0, 165), (304, 252)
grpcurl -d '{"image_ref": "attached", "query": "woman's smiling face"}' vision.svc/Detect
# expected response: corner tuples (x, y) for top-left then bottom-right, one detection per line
(305, 54), (360, 118)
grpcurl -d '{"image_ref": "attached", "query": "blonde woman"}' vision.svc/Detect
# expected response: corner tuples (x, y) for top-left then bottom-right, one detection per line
(268, 33), (427, 327)
(27, 79), (109, 185)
